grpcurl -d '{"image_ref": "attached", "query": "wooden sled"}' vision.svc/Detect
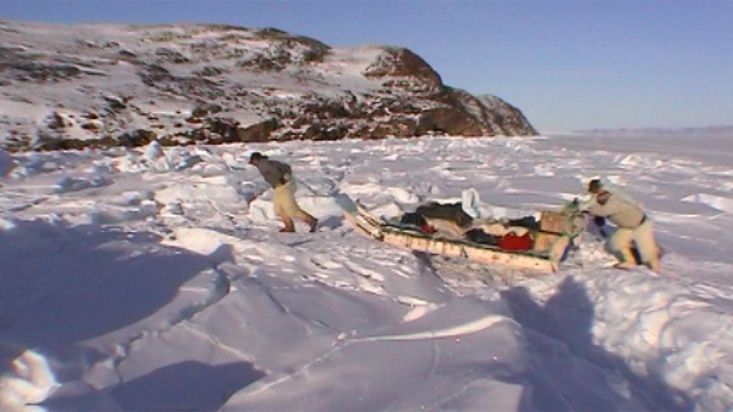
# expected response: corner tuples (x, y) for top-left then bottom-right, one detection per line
(344, 202), (584, 273)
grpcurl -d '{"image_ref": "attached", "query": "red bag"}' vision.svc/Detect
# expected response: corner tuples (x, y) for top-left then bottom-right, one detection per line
(499, 233), (533, 251)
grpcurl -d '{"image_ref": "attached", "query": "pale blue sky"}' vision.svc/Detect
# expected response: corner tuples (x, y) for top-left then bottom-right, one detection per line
(1, 0), (731, 132)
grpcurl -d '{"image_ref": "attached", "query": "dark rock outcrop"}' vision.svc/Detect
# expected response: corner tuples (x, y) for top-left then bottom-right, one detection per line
(118, 129), (157, 147)
(364, 47), (442, 91)
(236, 118), (280, 142)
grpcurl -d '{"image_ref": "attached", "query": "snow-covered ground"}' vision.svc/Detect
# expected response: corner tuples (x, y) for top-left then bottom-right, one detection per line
(1, 133), (732, 411)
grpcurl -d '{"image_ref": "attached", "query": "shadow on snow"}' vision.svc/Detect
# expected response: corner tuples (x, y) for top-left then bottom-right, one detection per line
(501, 277), (693, 411)
(40, 360), (264, 412)
(0, 218), (263, 409)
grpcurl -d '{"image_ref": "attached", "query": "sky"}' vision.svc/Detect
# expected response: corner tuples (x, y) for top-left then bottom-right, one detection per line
(1, 0), (732, 132)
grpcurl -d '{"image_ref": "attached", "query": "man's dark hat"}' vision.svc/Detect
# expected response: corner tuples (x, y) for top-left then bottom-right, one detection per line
(588, 179), (603, 194)
(249, 152), (263, 164)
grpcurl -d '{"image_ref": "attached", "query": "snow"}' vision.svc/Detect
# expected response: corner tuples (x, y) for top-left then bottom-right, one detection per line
(1, 133), (733, 411)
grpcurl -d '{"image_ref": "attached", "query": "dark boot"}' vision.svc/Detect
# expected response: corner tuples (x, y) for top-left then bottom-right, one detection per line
(306, 216), (318, 233)
(280, 217), (295, 233)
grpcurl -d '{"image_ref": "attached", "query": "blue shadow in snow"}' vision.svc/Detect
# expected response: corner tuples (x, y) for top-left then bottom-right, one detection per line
(501, 277), (693, 411)
(0, 219), (236, 391)
(41, 360), (264, 411)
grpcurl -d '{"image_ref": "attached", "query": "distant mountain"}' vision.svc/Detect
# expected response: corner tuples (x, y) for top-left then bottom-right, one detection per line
(0, 20), (537, 151)
(573, 125), (733, 137)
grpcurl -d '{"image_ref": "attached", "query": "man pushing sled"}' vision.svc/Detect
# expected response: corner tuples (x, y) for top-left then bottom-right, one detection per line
(249, 152), (318, 233)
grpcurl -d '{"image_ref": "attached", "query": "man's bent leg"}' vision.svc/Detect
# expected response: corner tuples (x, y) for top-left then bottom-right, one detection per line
(609, 227), (635, 267)
(279, 180), (318, 232)
(273, 184), (296, 232)
(634, 221), (661, 273)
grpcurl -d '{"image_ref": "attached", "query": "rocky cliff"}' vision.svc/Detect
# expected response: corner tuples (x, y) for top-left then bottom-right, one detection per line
(0, 21), (538, 151)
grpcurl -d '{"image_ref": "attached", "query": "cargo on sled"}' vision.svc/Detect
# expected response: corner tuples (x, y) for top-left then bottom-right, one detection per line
(343, 199), (585, 273)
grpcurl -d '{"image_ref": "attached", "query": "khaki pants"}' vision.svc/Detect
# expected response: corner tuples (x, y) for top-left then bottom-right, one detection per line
(273, 180), (311, 220)
(609, 220), (660, 272)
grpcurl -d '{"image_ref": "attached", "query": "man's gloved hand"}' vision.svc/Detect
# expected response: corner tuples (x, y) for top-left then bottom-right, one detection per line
(593, 216), (606, 227)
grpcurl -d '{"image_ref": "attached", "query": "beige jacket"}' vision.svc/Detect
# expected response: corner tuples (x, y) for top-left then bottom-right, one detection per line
(580, 191), (646, 229)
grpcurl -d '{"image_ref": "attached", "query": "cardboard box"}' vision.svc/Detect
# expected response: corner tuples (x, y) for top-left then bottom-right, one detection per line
(539, 211), (568, 234)
(533, 231), (561, 253)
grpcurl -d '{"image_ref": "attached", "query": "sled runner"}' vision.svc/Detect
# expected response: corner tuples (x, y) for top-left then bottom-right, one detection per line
(344, 202), (584, 273)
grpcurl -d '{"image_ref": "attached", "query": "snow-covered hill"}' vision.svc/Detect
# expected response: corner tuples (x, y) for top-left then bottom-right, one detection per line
(0, 20), (536, 152)
(1, 132), (732, 411)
